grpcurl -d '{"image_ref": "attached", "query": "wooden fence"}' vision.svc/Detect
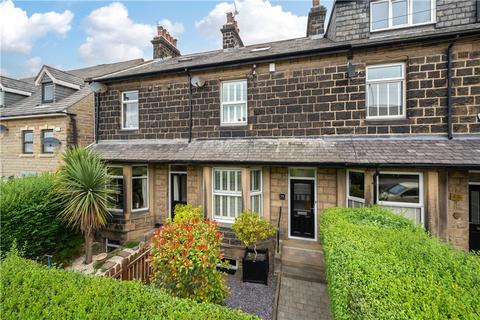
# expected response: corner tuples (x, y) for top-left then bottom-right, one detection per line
(104, 246), (153, 283)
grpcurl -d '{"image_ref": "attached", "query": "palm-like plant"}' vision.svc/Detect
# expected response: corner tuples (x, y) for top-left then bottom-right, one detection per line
(55, 147), (114, 264)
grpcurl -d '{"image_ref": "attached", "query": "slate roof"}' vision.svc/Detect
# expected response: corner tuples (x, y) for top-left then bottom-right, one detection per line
(92, 24), (480, 82)
(90, 137), (480, 168)
(1, 59), (144, 118)
(40, 66), (85, 87)
(0, 86), (92, 118)
(0, 76), (35, 94)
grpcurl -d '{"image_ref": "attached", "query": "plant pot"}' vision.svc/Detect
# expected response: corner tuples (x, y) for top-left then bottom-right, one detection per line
(242, 248), (269, 285)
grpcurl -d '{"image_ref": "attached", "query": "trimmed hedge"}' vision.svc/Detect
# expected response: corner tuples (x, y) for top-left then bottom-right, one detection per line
(0, 254), (257, 320)
(320, 206), (480, 320)
(0, 174), (82, 264)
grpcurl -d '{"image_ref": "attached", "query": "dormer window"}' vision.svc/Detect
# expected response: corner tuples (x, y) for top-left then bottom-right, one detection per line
(370, 0), (435, 32)
(42, 82), (54, 103)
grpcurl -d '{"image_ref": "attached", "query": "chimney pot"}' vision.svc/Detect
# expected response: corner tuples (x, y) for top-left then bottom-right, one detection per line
(151, 25), (181, 59)
(312, 0), (319, 7)
(226, 12), (234, 23)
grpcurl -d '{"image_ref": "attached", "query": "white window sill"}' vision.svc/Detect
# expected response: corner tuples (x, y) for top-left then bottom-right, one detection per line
(120, 128), (139, 131)
(220, 123), (248, 127)
(19, 154), (35, 158)
(39, 154), (55, 158)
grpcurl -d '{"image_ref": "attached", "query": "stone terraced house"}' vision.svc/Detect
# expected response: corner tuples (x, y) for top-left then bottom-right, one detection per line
(88, 0), (480, 269)
(0, 59), (144, 178)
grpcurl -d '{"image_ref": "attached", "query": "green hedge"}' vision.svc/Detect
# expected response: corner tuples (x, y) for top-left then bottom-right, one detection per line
(320, 206), (480, 320)
(0, 254), (257, 320)
(0, 174), (82, 264)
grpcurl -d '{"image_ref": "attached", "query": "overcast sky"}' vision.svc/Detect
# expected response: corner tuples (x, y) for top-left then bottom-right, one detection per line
(0, 0), (333, 78)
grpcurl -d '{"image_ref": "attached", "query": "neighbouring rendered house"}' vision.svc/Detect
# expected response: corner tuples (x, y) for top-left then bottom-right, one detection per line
(88, 0), (480, 267)
(0, 59), (144, 178)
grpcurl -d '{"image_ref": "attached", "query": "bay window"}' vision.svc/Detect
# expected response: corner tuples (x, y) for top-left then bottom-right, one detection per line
(366, 63), (405, 119)
(250, 169), (263, 215)
(377, 172), (424, 225)
(132, 166), (148, 211)
(370, 0), (435, 31)
(347, 170), (365, 208)
(221, 80), (247, 125)
(108, 167), (124, 212)
(213, 168), (242, 221)
(122, 91), (139, 130)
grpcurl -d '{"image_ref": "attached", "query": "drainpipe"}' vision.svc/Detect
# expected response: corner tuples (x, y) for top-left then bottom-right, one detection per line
(186, 69), (193, 143)
(446, 41), (455, 140)
(373, 168), (379, 205)
(69, 114), (78, 146)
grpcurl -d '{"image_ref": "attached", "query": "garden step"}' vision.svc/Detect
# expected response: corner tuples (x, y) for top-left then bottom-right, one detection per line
(280, 241), (324, 268)
(280, 260), (326, 283)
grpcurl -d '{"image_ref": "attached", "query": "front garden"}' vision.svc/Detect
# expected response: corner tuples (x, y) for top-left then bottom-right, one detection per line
(320, 206), (480, 320)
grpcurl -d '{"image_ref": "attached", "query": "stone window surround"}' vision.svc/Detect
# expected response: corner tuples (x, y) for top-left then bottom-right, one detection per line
(369, 0), (436, 33)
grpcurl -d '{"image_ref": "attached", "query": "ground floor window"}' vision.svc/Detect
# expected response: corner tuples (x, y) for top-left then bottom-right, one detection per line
(347, 170), (365, 208)
(377, 172), (423, 225)
(250, 169), (263, 215)
(213, 168), (242, 222)
(108, 167), (124, 212)
(132, 166), (148, 211)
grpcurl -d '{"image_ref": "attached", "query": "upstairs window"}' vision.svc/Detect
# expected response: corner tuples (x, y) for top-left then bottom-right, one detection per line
(42, 83), (54, 103)
(366, 63), (405, 119)
(41, 129), (54, 153)
(122, 91), (139, 130)
(371, 0), (435, 31)
(22, 130), (34, 154)
(221, 80), (247, 125)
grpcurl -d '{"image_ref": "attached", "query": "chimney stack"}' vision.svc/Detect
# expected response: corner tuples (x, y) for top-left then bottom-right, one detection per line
(151, 25), (181, 59)
(221, 12), (244, 49)
(306, 0), (327, 37)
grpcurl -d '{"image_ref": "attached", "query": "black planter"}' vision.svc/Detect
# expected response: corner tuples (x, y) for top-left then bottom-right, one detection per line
(242, 248), (269, 285)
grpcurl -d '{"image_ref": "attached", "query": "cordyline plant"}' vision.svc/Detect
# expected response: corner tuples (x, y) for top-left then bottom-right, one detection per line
(151, 205), (229, 304)
(54, 147), (114, 264)
(232, 210), (276, 261)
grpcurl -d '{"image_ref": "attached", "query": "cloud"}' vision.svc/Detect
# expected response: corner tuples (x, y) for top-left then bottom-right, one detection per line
(0, 0), (73, 53)
(195, 0), (307, 47)
(79, 3), (184, 64)
(24, 56), (42, 77)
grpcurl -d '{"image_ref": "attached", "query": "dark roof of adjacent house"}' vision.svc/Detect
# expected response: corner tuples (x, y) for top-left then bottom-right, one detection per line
(0, 76), (36, 94)
(0, 59), (144, 119)
(0, 86), (92, 118)
(92, 24), (480, 82)
(90, 136), (480, 168)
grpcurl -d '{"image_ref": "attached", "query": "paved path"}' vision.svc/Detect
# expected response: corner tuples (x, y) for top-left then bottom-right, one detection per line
(277, 275), (332, 320)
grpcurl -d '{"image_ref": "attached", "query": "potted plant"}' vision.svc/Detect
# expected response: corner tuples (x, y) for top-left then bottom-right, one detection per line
(232, 210), (276, 285)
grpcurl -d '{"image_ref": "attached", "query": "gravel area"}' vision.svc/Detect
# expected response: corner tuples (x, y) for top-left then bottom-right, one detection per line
(225, 271), (277, 320)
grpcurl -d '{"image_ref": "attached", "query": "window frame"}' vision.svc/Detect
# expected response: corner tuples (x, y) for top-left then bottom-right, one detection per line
(220, 79), (248, 126)
(212, 167), (243, 223)
(370, 0), (436, 32)
(250, 168), (263, 215)
(131, 165), (149, 212)
(121, 90), (139, 130)
(22, 130), (34, 154)
(346, 169), (365, 208)
(0, 90), (4, 107)
(366, 62), (406, 120)
(376, 171), (424, 226)
(108, 166), (125, 214)
(42, 82), (54, 103)
(41, 129), (55, 154)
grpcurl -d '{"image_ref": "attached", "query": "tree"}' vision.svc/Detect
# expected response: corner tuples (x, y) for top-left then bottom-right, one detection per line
(54, 147), (114, 264)
(232, 210), (275, 261)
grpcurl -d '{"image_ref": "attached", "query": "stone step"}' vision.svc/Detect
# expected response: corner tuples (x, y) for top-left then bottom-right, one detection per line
(281, 260), (326, 283)
(281, 242), (324, 268)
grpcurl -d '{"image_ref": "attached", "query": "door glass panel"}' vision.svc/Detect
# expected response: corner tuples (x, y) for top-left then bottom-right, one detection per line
(173, 175), (180, 201)
(471, 190), (479, 224)
(293, 183), (312, 210)
(180, 174), (187, 201)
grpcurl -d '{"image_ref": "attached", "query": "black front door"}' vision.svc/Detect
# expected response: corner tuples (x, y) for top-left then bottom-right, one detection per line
(171, 173), (187, 219)
(290, 179), (315, 239)
(469, 185), (480, 251)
